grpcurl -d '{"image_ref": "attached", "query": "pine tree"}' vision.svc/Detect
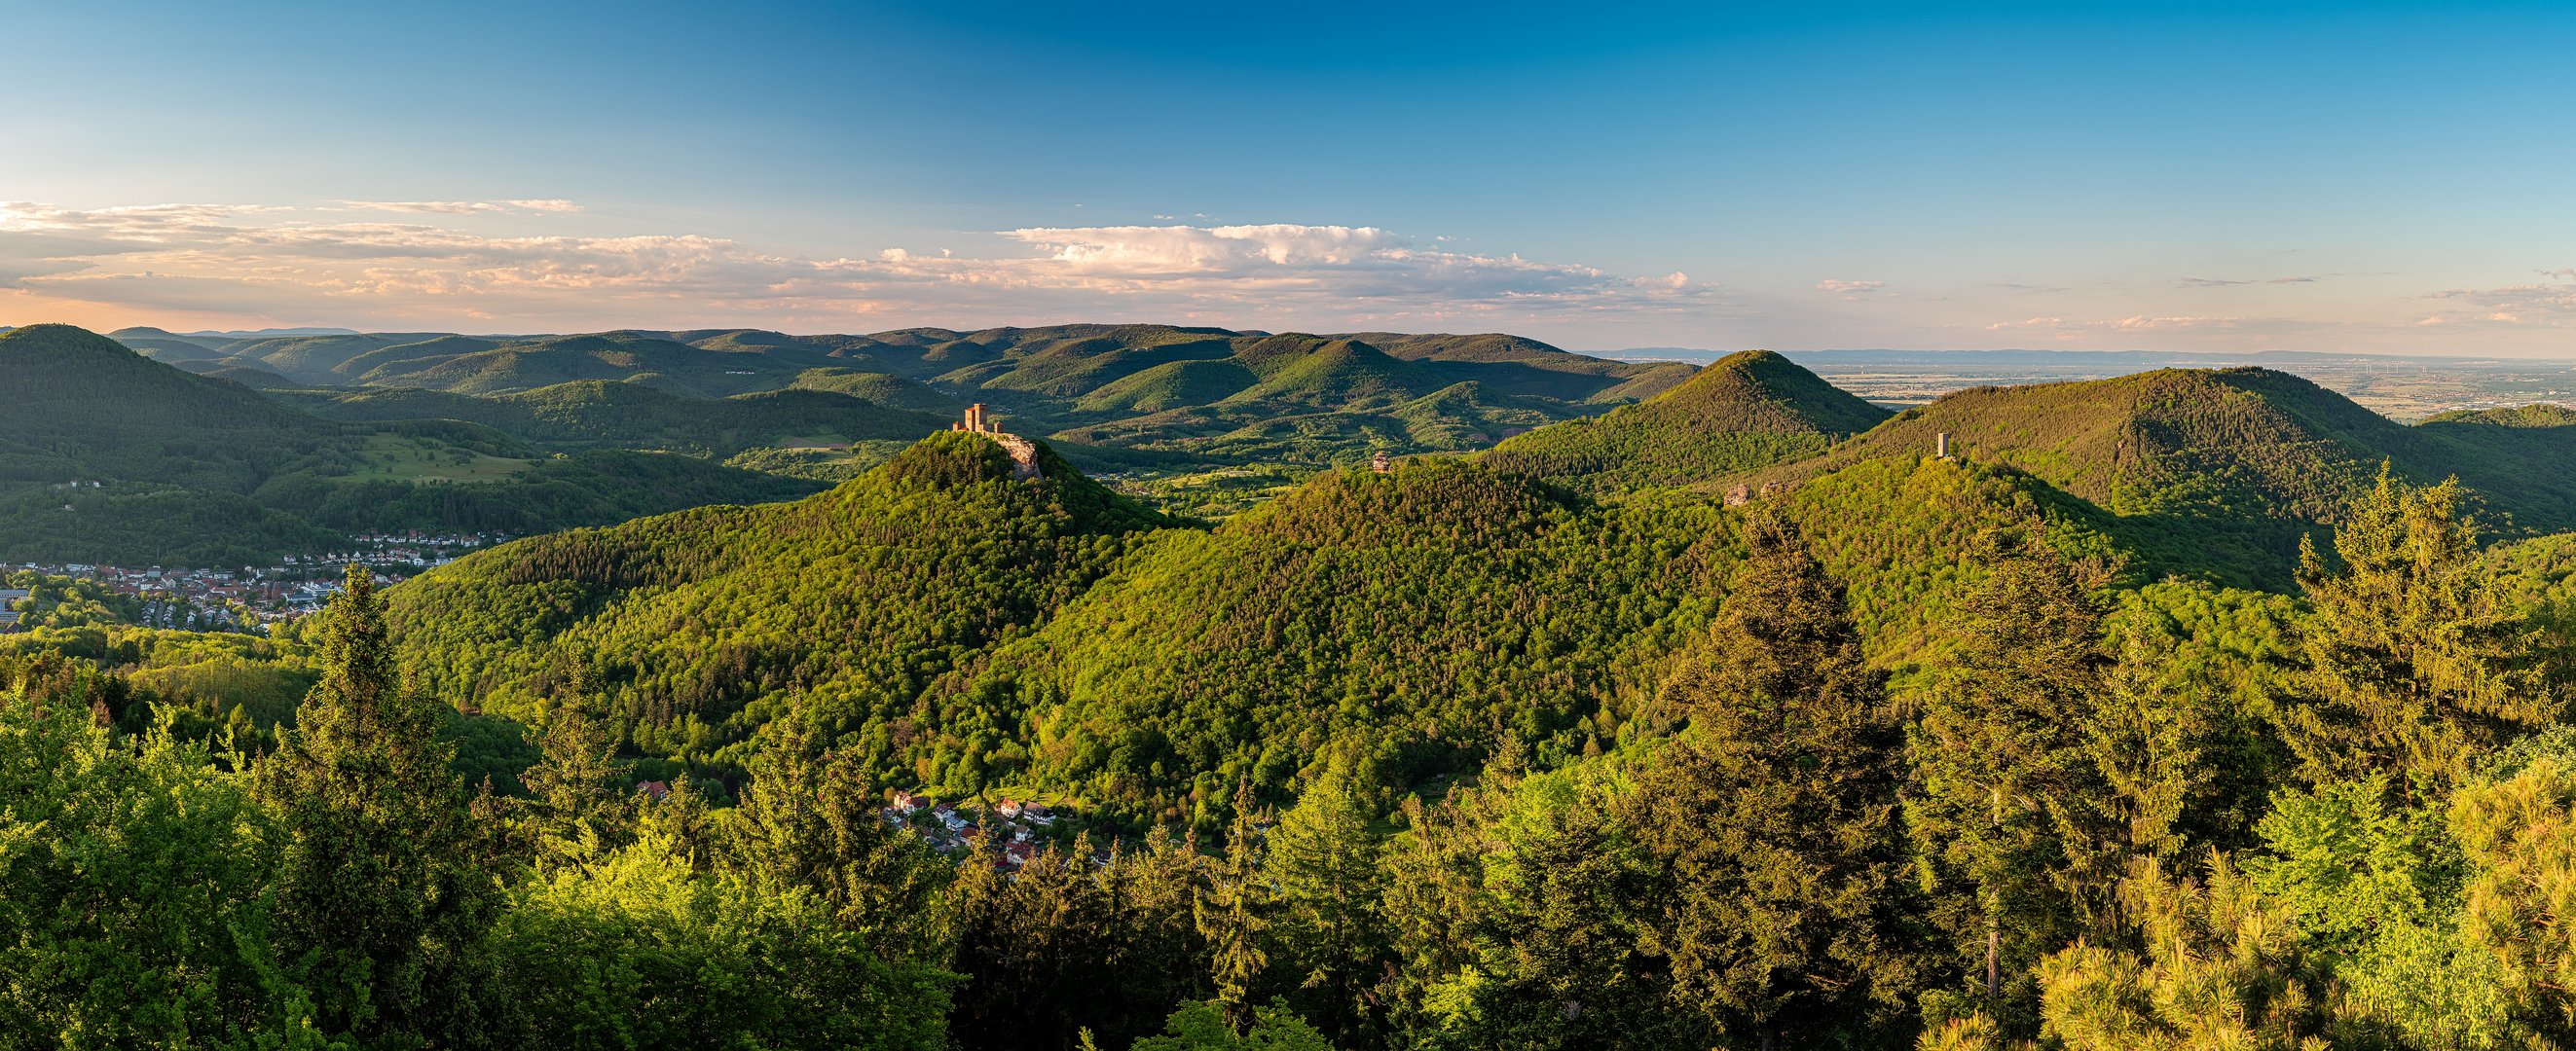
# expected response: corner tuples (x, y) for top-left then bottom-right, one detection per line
(1627, 513), (1925, 1045)
(2033, 852), (2344, 1050)
(253, 562), (496, 1041)
(2279, 468), (2558, 804)
(1107, 825), (1216, 1045)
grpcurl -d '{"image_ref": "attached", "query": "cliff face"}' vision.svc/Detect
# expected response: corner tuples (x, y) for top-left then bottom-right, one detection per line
(993, 434), (1042, 481)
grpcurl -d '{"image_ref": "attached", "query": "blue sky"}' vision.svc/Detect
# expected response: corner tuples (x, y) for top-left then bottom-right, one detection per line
(5, 1), (2573, 354)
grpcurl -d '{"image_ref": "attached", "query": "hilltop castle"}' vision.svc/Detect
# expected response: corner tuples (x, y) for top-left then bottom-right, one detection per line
(952, 403), (1043, 481)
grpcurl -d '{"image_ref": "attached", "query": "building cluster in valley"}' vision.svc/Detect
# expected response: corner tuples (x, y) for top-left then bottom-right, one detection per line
(885, 791), (1095, 872)
(0, 530), (513, 632)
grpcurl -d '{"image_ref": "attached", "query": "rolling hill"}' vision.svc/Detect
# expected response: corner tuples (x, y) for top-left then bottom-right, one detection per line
(1481, 349), (1892, 493)
(0, 325), (822, 564)
(115, 322), (1700, 482)
(385, 424), (2178, 825)
(275, 380), (952, 457)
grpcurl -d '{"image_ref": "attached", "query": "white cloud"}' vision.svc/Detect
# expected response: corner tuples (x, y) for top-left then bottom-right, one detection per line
(0, 202), (1711, 332)
(1815, 279), (1884, 294)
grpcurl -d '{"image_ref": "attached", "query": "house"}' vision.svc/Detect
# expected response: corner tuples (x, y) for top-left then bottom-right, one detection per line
(889, 790), (929, 814)
(994, 798), (1023, 818)
(637, 780), (671, 801)
(1002, 842), (1040, 868)
(1021, 802), (1055, 826)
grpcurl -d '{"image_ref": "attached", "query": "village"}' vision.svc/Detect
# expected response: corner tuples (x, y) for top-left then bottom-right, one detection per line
(882, 790), (1102, 872)
(0, 530), (512, 633)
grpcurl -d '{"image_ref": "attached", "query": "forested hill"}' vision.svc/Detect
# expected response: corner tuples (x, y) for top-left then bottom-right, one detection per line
(0, 324), (822, 564)
(39, 359), (2576, 1047)
(1480, 348), (1892, 491)
(116, 322), (1693, 473)
(1739, 366), (2576, 581)
(385, 430), (1172, 771)
(274, 380), (954, 458)
(387, 424), (2176, 826)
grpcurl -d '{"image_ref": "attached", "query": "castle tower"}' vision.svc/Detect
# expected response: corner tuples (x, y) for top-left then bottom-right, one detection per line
(1935, 431), (1952, 459)
(1370, 451), (1392, 474)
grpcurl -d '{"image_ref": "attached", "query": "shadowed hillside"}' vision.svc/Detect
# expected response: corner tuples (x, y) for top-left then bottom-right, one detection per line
(0, 325), (822, 564)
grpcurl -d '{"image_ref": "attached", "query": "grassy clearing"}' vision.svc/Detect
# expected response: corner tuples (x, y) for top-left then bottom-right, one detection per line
(345, 435), (535, 483)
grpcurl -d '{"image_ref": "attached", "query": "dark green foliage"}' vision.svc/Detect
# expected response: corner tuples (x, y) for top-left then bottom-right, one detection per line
(726, 717), (948, 958)
(0, 324), (823, 564)
(280, 378), (951, 457)
(1904, 535), (2125, 1022)
(1624, 515), (1927, 1045)
(944, 830), (1208, 1051)
(252, 564), (500, 1041)
(2274, 469), (2560, 804)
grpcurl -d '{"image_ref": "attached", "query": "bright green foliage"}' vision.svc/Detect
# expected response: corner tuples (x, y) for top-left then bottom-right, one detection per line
(954, 459), (1730, 825)
(1128, 999), (1338, 1051)
(485, 822), (958, 1050)
(2243, 778), (2462, 959)
(252, 563), (498, 1042)
(2452, 757), (2576, 1042)
(1483, 349), (1889, 493)
(1622, 514), (1926, 1045)
(1378, 766), (1708, 1050)
(0, 698), (323, 1048)
(386, 430), (1165, 781)
(2032, 853), (2341, 1051)
(517, 702), (633, 873)
(2241, 778), (2519, 1049)
(2276, 469), (2559, 803)
(1201, 780), (1273, 1032)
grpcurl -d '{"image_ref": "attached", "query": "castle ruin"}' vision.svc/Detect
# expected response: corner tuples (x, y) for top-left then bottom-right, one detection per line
(952, 403), (1042, 481)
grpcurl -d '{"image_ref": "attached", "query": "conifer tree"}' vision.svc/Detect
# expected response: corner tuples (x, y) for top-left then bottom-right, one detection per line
(253, 562), (495, 1040)
(2032, 852), (2345, 1051)
(1628, 513), (1925, 1046)
(1268, 755), (1392, 1045)
(518, 705), (629, 874)
(1199, 779), (1272, 1032)
(1107, 825), (1217, 1044)
(730, 717), (946, 959)
(2279, 468), (2558, 804)
(1905, 531), (2124, 1025)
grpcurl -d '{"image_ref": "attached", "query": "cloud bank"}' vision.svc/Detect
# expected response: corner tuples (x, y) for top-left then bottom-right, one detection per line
(0, 201), (1709, 333)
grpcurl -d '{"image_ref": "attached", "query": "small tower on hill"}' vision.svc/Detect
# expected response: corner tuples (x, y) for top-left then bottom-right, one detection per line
(952, 403), (1001, 435)
(1370, 451), (1392, 474)
(1934, 431), (1953, 459)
